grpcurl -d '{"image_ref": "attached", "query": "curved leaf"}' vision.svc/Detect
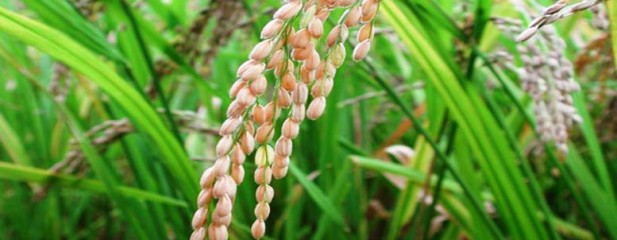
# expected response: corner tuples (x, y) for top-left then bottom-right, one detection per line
(0, 7), (198, 203)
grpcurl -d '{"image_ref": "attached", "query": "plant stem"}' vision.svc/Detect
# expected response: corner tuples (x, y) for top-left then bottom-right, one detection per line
(360, 60), (505, 239)
(118, 0), (183, 144)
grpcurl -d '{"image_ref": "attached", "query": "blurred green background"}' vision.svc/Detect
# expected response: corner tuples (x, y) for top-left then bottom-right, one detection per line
(0, 0), (616, 239)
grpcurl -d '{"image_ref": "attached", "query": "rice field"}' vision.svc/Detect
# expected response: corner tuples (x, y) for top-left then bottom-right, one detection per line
(0, 0), (616, 239)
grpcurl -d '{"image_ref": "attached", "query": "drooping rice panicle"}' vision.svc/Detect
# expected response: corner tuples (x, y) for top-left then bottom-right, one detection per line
(516, 0), (603, 42)
(495, 16), (581, 152)
(191, 0), (382, 239)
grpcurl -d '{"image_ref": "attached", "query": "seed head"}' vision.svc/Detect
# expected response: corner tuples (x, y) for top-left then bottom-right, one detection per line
(571, 0), (597, 12)
(300, 5), (317, 27)
(197, 189), (212, 207)
(328, 43), (346, 68)
(226, 100), (246, 118)
(237, 60), (258, 77)
(300, 65), (315, 83)
(249, 75), (268, 96)
(200, 168), (216, 188)
(251, 220), (266, 239)
(255, 145), (275, 167)
(291, 29), (312, 48)
(326, 25), (345, 47)
(274, 154), (290, 168)
(231, 145), (246, 165)
(254, 166), (273, 185)
(282, 119), (299, 139)
(316, 7), (330, 21)
(241, 63), (266, 81)
(292, 45), (311, 61)
(236, 87), (257, 106)
(208, 177), (232, 198)
(231, 163), (245, 184)
(215, 194), (233, 216)
(240, 131), (255, 154)
(255, 185), (275, 203)
(193, 0), (383, 237)
(544, 0), (567, 15)
(291, 104), (306, 122)
(275, 137), (293, 156)
(256, 123), (275, 144)
(219, 117), (243, 136)
(252, 104), (266, 124)
(267, 50), (284, 69)
(277, 88), (293, 108)
(208, 225), (228, 240)
(212, 212), (232, 226)
(515, 27), (538, 42)
(190, 228), (206, 240)
(229, 80), (246, 98)
(337, 0), (356, 7)
(254, 202), (271, 219)
(250, 40), (273, 61)
(274, 1), (303, 20)
(344, 7), (362, 27)
(281, 72), (297, 91)
(275, 60), (296, 77)
(272, 166), (289, 179)
(261, 19), (284, 39)
(357, 23), (374, 42)
(353, 40), (372, 61)
(307, 96), (326, 120)
(308, 18), (324, 38)
(192, 207), (208, 229)
(361, 0), (379, 22)
(216, 136), (233, 157)
(292, 83), (308, 104)
(262, 103), (276, 122)
(304, 50), (321, 70)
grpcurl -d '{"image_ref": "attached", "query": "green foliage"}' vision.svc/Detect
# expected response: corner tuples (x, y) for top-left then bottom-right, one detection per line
(0, 0), (615, 239)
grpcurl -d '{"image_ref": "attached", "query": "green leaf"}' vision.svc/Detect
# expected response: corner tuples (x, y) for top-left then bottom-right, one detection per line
(381, 2), (550, 239)
(0, 113), (32, 166)
(20, 0), (124, 62)
(289, 162), (346, 228)
(0, 161), (187, 207)
(0, 7), (198, 204)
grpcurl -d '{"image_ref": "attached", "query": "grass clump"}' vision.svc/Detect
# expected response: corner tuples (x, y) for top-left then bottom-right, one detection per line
(0, 0), (616, 239)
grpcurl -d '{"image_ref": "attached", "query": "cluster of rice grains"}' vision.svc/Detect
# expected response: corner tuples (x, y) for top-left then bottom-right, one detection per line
(517, 27), (581, 153)
(190, 0), (381, 239)
(493, 0), (603, 153)
(515, 0), (603, 42)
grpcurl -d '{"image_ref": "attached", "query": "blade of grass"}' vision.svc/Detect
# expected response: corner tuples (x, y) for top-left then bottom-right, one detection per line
(419, 124), (456, 240)
(20, 0), (123, 61)
(566, 148), (617, 239)
(476, 49), (603, 239)
(382, 2), (551, 238)
(312, 158), (354, 239)
(0, 114), (32, 166)
(116, 0), (183, 143)
(352, 155), (592, 239)
(0, 7), (198, 203)
(0, 161), (187, 207)
(571, 92), (615, 199)
(357, 60), (503, 239)
(18, 58), (172, 239)
(0, 37), (188, 237)
(289, 162), (347, 229)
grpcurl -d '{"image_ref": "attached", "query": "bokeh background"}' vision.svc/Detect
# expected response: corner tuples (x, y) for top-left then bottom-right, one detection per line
(0, 0), (616, 239)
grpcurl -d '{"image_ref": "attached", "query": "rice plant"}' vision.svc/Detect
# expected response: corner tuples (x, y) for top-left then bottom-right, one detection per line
(0, 0), (616, 239)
